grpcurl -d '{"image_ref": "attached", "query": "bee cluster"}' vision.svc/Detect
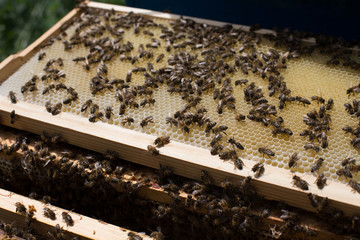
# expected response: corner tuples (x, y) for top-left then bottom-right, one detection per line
(0, 125), (358, 239)
(340, 93), (360, 192)
(0, 218), (40, 240)
(301, 97), (333, 151)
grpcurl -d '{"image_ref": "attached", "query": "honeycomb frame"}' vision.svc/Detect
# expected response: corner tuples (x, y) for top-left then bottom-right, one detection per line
(0, 1), (359, 216)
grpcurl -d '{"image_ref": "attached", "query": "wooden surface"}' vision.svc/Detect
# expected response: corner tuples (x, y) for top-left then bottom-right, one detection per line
(0, 188), (151, 240)
(0, 0), (358, 227)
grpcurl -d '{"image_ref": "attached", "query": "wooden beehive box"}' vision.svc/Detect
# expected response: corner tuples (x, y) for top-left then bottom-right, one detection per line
(0, 1), (359, 239)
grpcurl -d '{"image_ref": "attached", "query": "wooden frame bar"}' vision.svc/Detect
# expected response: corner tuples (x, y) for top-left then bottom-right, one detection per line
(0, 98), (358, 218)
(0, 188), (150, 240)
(0, 1), (358, 220)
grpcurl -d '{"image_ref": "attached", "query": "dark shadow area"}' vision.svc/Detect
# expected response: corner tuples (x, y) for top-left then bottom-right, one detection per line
(127, 0), (360, 42)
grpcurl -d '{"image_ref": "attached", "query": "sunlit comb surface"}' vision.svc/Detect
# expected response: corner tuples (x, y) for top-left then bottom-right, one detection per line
(0, 7), (359, 184)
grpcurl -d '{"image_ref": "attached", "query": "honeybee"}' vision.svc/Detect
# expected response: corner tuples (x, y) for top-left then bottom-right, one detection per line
(57, 57), (64, 67)
(295, 96), (311, 105)
(72, 57), (85, 62)
(235, 113), (246, 121)
(336, 168), (352, 178)
(119, 103), (126, 115)
(46, 59), (56, 67)
(240, 66), (248, 74)
(341, 157), (356, 166)
(62, 212), (74, 226)
(97, 61), (108, 75)
(213, 89), (220, 100)
(51, 103), (62, 115)
(210, 134), (222, 147)
(43, 207), (56, 220)
(55, 83), (67, 91)
(228, 137), (244, 150)
(252, 163), (265, 178)
(258, 147), (275, 158)
(81, 99), (93, 112)
(234, 79), (248, 86)
(15, 202), (27, 215)
(346, 84), (360, 95)
(234, 158), (244, 170)
(272, 127), (293, 136)
(288, 152), (300, 168)
(344, 103), (355, 115)
(292, 175), (309, 190)
(147, 145), (159, 155)
(200, 170), (214, 185)
(342, 126), (354, 134)
(212, 125), (228, 134)
(38, 51), (46, 60)
(307, 193), (319, 207)
(63, 95), (77, 105)
(10, 110), (16, 124)
(154, 135), (170, 148)
(104, 106), (114, 119)
(326, 98), (334, 110)
(311, 96), (325, 104)
(88, 112), (103, 122)
(9, 91), (17, 104)
(45, 101), (52, 113)
(90, 104), (99, 114)
(315, 173), (327, 189)
(126, 71), (132, 82)
(311, 158), (324, 173)
(304, 142), (320, 152)
(205, 121), (216, 133)
(349, 180), (360, 194)
(156, 54), (165, 63)
(210, 144), (223, 155)
(150, 231), (164, 240)
(83, 58), (90, 70)
(140, 116), (154, 128)
(53, 70), (66, 80)
(219, 150), (231, 160)
(142, 29), (154, 36)
(42, 84), (55, 94)
(165, 116), (178, 127)
(140, 98), (156, 107)
(128, 232), (143, 240)
(121, 116), (134, 126)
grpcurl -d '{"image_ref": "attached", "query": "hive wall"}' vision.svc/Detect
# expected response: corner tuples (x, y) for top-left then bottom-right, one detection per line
(0, 8), (359, 184)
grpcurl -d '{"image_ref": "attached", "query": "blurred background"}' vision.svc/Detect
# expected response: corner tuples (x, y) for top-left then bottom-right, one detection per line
(0, 0), (125, 61)
(1, 0), (359, 62)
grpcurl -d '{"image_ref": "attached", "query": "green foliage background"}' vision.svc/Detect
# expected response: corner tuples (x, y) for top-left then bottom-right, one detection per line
(0, 0), (125, 62)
